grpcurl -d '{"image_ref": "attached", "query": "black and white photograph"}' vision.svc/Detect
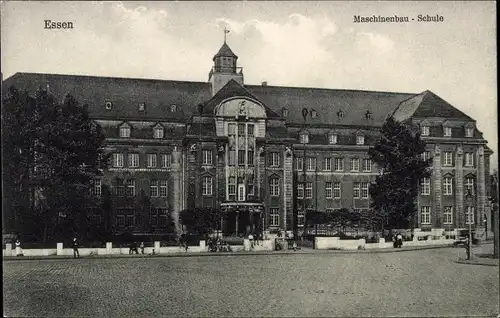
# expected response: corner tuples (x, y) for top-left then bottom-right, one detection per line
(1, 1), (498, 317)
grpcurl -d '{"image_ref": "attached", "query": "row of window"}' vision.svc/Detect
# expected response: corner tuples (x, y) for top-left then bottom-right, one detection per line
(119, 124), (175, 139)
(440, 151), (475, 167)
(421, 125), (474, 138)
(293, 157), (372, 172)
(112, 153), (174, 168)
(228, 123), (255, 136)
(420, 206), (475, 225)
(299, 133), (365, 145)
(106, 101), (177, 113)
(115, 207), (170, 227)
(420, 177), (475, 196)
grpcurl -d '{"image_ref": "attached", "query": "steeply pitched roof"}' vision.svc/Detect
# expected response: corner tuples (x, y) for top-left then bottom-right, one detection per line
(213, 43), (238, 60)
(392, 90), (473, 122)
(2, 73), (212, 121)
(246, 84), (414, 127)
(202, 79), (280, 118)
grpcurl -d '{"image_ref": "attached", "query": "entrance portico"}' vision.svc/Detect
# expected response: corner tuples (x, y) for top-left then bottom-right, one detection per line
(220, 202), (264, 236)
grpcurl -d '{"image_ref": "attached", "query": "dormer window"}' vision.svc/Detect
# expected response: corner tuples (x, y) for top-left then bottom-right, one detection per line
(170, 104), (177, 112)
(465, 127), (474, 138)
(138, 102), (145, 111)
(119, 124), (131, 138)
(300, 132), (309, 144)
(337, 110), (344, 119)
(356, 134), (365, 145)
(365, 110), (372, 119)
(444, 126), (452, 137)
(328, 133), (337, 145)
(153, 125), (164, 139)
(310, 109), (317, 118)
(105, 101), (113, 110)
(421, 125), (430, 136)
(282, 108), (288, 117)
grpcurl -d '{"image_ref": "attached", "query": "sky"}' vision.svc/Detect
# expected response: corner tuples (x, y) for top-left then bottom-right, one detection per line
(1, 1), (497, 170)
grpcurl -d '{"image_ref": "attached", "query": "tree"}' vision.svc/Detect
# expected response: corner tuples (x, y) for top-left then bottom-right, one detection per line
(2, 86), (108, 242)
(368, 116), (432, 230)
(179, 207), (224, 237)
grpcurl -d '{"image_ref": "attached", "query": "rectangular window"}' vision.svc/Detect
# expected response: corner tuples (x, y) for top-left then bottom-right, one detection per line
(305, 182), (313, 199)
(93, 179), (101, 197)
(114, 179), (125, 197)
(202, 150), (212, 165)
(238, 150), (245, 166)
(228, 123), (236, 136)
(421, 126), (430, 136)
(333, 182), (341, 199)
(362, 159), (372, 172)
(464, 152), (474, 167)
(202, 176), (212, 196)
(297, 210), (306, 227)
(329, 134), (337, 145)
(120, 126), (130, 138)
(444, 127), (452, 137)
(465, 206), (475, 224)
(238, 124), (245, 136)
(443, 177), (453, 195)
(229, 150), (236, 166)
(270, 208), (279, 227)
(247, 124), (254, 136)
(444, 206), (453, 225)
(228, 177), (236, 195)
(353, 182), (360, 199)
(248, 174), (255, 196)
(443, 152), (453, 167)
(125, 209), (135, 227)
(420, 177), (430, 195)
(153, 127), (164, 139)
(296, 157), (303, 171)
(300, 134), (309, 144)
(306, 157), (316, 171)
(350, 158), (360, 172)
(159, 180), (168, 197)
(238, 184), (246, 202)
(297, 183), (304, 199)
(147, 154), (157, 168)
(158, 208), (168, 226)
(356, 135), (365, 145)
(465, 178), (474, 196)
(323, 158), (332, 171)
(150, 208), (158, 226)
(126, 179), (135, 197)
(113, 153), (124, 168)
(270, 152), (280, 167)
(335, 158), (344, 172)
(161, 154), (172, 168)
(361, 183), (369, 199)
(270, 177), (280, 196)
(128, 153), (139, 168)
(422, 151), (431, 162)
(325, 182), (333, 199)
(466, 127), (474, 138)
(421, 206), (431, 224)
(247, 150), (254, 166)
(150, 180), (158, 197)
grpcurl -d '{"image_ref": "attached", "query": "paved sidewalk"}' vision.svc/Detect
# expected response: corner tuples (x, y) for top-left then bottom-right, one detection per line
(3, 243), (457, 261)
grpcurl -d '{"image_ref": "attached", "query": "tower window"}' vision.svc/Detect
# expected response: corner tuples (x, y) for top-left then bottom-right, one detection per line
(170, 105), (177, 112)
(139, 102), (145, 111)
(282, 108), (288, 117)
(337, 110), (344, 119)
(105, 101), (113, 110)
(365, 111), (372, 119)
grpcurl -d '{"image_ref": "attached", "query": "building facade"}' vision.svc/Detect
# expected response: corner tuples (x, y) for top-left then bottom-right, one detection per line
(2, 41), (493, 236)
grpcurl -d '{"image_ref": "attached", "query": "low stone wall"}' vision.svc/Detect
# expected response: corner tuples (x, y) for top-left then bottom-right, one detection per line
(314, 236), (455, 250)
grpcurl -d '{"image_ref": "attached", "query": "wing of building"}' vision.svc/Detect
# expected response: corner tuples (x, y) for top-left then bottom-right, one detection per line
(2, 41), (493, 237)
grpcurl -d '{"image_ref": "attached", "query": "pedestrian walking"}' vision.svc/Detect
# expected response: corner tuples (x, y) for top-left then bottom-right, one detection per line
(140, 241), (145, 254)
(72, 237), (80, 258)
(292, 240), (297, 251)
(248, 233), (254, 250)
(396, 233), (403, 248)
(15, 239), (23, 256)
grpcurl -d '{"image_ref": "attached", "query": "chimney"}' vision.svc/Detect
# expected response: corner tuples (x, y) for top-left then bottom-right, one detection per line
(262, 81), (268, 86)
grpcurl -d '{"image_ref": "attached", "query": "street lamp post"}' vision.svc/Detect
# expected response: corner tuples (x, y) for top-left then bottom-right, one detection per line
(465, 189), (474, 260)
(483, 216), (487, 241)
(300, 108), (308, 247)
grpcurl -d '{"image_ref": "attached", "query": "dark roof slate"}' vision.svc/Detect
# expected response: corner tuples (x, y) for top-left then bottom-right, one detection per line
(213, 43), (238, 60)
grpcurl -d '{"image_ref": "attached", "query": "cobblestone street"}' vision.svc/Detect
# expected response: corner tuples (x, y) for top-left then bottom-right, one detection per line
(3, 245), (498, 317)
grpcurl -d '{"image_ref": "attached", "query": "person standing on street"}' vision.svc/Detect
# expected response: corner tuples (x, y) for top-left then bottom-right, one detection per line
(396, 233), (403, 248)
(72, 237), (80, 258)
(15, 239), (23, 256)
(140, 241), (145, 254)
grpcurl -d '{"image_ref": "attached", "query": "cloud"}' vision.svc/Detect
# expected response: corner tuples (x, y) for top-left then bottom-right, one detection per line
(356, 32), (395, 54)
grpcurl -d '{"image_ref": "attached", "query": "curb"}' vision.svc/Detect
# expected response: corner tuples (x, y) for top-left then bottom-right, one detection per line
(455, 259), (499, 267)
(2, 244), (455, 261)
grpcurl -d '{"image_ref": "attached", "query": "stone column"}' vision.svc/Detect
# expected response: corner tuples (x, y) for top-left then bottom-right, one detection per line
(171, 147), (182, 235)
(455, 145), (464, 228)
(433, 145), (442, 228)
(477, 146), (486, 229)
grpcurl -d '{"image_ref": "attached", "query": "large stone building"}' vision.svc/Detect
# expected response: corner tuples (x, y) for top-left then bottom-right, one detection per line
(2, 40), (493, 236)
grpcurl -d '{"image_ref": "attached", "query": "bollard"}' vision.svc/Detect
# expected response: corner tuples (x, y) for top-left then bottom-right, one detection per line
(57, 242), (63, 256)
(154, 241), (160, 255)
(106, 242), (112, 255)
(6, 243), (12, 256)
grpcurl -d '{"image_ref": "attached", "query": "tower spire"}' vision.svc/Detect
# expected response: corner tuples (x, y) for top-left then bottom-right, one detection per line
(224, 27), (230, 43)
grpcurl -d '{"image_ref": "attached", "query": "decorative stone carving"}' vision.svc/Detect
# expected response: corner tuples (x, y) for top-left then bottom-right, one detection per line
(478, 146), (484, 156)
(218, 146), (225, 153)
(285, 147), (292, 157)
(456, 145), (463, 156)
(238, 100), (247, 116)
(259, 146), (265, 155)
(189, 144), (197, 152)
(434, 144), (441, 155)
